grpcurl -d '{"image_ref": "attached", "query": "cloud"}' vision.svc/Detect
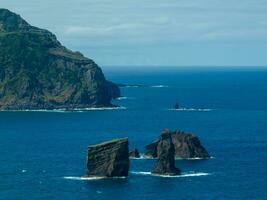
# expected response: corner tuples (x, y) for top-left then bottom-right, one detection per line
(64, 23), (146, 36)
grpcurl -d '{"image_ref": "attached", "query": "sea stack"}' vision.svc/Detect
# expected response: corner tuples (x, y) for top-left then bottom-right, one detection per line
(0, 9), (120, 110)
(86, 138), (129, 177)
(129, 148), (140, 158)
(172, 130), (210, 158)
(152, 129), (181, 176)
(145, 129), (210, 159)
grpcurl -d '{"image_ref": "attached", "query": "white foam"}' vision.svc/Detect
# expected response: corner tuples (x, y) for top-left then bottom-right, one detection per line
(64, 176), (105, 180)
(175, 157), (209, 160)
(0, 106), (126, 113)
(73, 107), (126, 112)
(169, 108), (213, 112)
(131, 171), (211, 178)
(150, 85), (168, 88)
(131, 171), (151, 175)
(116, 97), (128, 100)
(124, 85), (140, 88)
(21, 170), (27, 173)
(130, 154), (156, 160)
(130, 154), (213, 160)
(63, 176), (127, 181)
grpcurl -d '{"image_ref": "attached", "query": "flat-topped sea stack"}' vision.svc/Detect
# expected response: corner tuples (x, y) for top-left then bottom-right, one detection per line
(86, 138), (129, 177)
(0, 9), (120, 110)
(145, 129), (210, 159)
(152, 130), (181, 176)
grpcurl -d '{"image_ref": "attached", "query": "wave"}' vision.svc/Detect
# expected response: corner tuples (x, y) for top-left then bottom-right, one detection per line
(131, 171), (211, 178)
(169, 108), (213, 112)
(0, 107), (126, 113)
(63, 176), (127, 181)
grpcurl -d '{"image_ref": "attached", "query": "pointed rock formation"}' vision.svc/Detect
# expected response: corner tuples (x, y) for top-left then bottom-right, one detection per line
(145, 129), (210, 159)
(129, 148), (140, 158)
(152, 129), (181, 175)
(86, 138), (129, 177)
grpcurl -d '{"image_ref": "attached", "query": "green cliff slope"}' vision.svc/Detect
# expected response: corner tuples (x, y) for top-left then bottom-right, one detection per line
(0, 9), (120, 110)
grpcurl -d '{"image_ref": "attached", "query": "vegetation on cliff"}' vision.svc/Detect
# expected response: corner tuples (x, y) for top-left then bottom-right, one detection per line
(0, 9), (120, 110)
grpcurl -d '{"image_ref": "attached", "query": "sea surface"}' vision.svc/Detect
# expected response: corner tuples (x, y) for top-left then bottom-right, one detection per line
(1, 67), (267, 200)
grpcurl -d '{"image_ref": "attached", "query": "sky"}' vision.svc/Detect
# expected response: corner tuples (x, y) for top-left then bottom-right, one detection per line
(1, 0), (267, 67)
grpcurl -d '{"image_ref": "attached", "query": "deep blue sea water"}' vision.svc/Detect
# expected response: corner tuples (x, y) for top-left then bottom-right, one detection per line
(1, 67), (267, 199)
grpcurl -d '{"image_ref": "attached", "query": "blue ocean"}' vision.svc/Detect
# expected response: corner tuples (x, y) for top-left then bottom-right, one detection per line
(1, 67), (267, 199)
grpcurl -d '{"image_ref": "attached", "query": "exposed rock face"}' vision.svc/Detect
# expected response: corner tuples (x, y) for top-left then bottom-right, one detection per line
(86, 138), (129, 177)
(129, 148), (140, 158)
(171, 130), (210, 158)
(0, 9), (120, 110)
(144, 142), (158, 158)
(152, 129), (181, 175)
(145, 129), (210, 159)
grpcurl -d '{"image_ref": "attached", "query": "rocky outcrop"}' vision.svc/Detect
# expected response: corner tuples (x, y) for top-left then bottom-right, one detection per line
(0, 9), (120, 110)
(129, 148), (140, 158)
(171, 130), (210, 158)
(86, 138), (129, 177)
(145, 129), (210, 159)
(152, 129), (181, 176)
(144, 142), (158, 158)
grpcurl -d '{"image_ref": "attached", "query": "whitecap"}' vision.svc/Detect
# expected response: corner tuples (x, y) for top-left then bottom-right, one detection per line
(21, 170), (27, 173)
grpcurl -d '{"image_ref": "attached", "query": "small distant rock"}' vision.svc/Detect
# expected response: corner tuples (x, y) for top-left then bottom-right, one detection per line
(145, 129), (210, 159)
(86, 138), (129, 177)
(152, 129), (181, 176)
(129, 148), (140, 158)
(174, 103), (180, 109)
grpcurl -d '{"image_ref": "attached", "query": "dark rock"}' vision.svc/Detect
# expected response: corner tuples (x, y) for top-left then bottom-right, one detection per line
(145, 129), (210, 159)
(0, 9), (120, 110)
(152, 129), (181, 176)
(144, 142), (158, 158)
(171, 130), (210, 158)
(129, 148), (140, 158)
(174, 103), (180, 109)
(86, 138), (129, 177)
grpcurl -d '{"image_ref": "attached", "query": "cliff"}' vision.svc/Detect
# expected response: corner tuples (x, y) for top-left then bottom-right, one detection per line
(0, 9), (120, 110)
